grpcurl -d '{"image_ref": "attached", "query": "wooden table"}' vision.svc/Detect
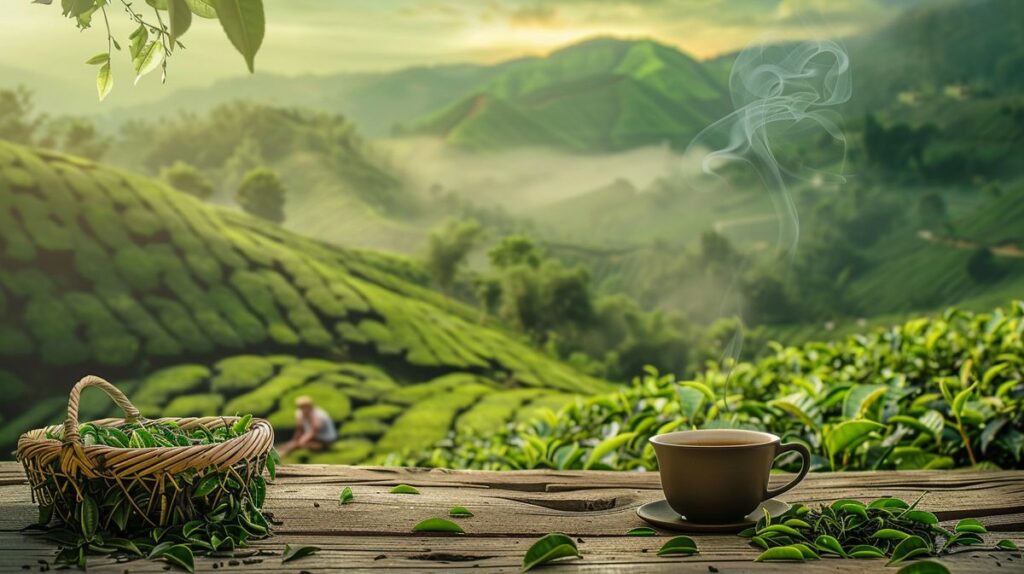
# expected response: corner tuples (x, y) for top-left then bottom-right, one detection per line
(1, 463), (1022, 572)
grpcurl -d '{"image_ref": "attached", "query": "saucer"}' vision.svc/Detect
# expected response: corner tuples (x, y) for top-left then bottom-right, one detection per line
(635, 498), (790, 533)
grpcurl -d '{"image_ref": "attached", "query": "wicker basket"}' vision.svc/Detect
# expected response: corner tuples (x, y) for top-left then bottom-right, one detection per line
(16, 375), (274, 531)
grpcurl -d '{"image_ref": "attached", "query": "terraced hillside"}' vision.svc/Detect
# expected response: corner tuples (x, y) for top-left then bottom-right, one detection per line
(0, 141), (611, 459)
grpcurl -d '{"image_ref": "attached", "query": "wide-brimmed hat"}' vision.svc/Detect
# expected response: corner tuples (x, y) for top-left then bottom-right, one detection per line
(295, 395), (313, 407)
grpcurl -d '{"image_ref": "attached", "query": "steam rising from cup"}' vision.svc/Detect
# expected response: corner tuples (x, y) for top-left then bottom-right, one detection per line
(687, 39), (852, 394)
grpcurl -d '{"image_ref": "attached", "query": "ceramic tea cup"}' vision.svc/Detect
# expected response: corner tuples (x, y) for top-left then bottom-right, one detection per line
(650, 429), (810, 524)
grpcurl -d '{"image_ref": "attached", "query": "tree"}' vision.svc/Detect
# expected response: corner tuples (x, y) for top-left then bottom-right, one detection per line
(489, 236), (542, 270)
(161, 161), (216, 199)
(966, 247), (1002, 283)
(236, 168), (286, 223)
(43, 117), (110, 160)
(0, 87), (45, 144)
(424, 219), (483, 293)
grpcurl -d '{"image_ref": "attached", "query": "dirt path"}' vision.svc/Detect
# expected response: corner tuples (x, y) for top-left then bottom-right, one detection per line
(917, 229), (1024, 258)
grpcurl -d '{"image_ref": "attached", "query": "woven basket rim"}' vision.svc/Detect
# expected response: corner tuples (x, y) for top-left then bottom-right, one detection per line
(17, 415), (272, 458)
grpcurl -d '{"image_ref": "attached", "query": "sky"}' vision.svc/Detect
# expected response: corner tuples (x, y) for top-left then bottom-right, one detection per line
(0, 0), (916, 107)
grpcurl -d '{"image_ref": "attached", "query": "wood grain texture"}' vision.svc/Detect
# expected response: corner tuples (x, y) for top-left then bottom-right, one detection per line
(1, 463), (1022, 572)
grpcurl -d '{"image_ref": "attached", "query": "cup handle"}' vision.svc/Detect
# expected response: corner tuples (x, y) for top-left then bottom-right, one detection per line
(765, 442), (811, 500)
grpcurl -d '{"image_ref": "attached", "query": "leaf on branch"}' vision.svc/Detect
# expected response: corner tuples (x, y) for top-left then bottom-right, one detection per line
(215, 0), (264, 73)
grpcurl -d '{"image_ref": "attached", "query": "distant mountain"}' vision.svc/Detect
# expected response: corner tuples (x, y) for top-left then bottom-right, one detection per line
(102, 64), (505, 137)
(403, 37), (730, 152)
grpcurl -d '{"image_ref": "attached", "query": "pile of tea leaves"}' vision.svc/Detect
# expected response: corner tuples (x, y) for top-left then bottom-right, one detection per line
(27, 416), (277, 571)
(741, 494), (1019, 564)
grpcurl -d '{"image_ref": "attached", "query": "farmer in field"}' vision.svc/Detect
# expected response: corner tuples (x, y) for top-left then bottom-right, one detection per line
(278, 396), (338, 456)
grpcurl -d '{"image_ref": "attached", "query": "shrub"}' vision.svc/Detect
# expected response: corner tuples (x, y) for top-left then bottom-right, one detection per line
(145, 296), (214, 354)
(163, 393), (225, 417)
(393, 303), (1024, 472)
(0, 370), (27, 401)
(114, 245), (161, 292)
(375, 382), (492, 456)
(297, 439), (373, 465)
(339, 418), (389, 438)
(132, 364), (212, 412)
(236, 168), (286, 223)
(351, 404), (404, 420)
(160, 161), (216, 199)
(122, 206), (164, 237)
(211, 355), (277, 393)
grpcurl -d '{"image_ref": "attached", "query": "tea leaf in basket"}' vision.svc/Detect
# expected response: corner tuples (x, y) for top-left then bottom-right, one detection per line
(37, 503), (53, 526)
(390, 484), (420, 495)
(266, 450), (277, 481)
(193, 474), (220, 498)
(521, 533), (581, 572)
(412, 517), (465, 534)
(282, 543), (321, 563)
(340, 486), (354, 505)
(232, 414), (253, 435)
(80, 495), (99, 542)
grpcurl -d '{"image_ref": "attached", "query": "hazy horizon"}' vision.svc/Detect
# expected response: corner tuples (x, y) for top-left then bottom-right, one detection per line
(2, 0), (919, 114)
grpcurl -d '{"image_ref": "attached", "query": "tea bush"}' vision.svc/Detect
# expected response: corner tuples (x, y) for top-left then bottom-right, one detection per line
(393, 303), (1024, 471)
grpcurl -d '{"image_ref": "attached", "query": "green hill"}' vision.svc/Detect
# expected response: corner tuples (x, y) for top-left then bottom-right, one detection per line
(404, 37), (729, 152)
(0, 140), (611, 458)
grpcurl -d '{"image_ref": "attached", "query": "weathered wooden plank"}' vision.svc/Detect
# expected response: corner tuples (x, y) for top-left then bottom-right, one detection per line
(1, 463), (1022, 572)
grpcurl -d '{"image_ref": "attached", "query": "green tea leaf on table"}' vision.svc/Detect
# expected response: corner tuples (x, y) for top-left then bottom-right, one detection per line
(789, 543), (820, 560)
(267, 450), (277, 481)
(954, 518), (987, 533)
(626, 527), (656, 536)
(996, 539), (1019, 551)
(754, 546), (805, 562)
(340, 486), (354, 505)
(412, 517), (465, 534)
(449, 506), (473, 517)
(872, 528), (911, 541)
(814, 534), (847, 557)
(282, 544), (321, 563)
(888, 535), (932, 565)
(151, 544), (195, 573)
(657, 536), (699, 556)
(848, 544), (885, 559)
(79, 495), (98, 541)
(757, 524), (801, 537)
(903, 510), (938, 525)
(522, 533), (581, 572)
(106, 538), (142, 556)
(390, 484), (420, 495)
(894, 561), (951, 574)
(782, 518), (811, 529)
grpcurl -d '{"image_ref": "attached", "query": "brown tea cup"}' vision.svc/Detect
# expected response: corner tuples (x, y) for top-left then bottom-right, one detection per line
(650, 429), (810, 524)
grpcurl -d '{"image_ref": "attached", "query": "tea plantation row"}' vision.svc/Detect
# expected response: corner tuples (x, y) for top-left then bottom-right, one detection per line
(394, 303), (1024, 471)
(0, 354), (575, 463)
(0, 141), (610, 455)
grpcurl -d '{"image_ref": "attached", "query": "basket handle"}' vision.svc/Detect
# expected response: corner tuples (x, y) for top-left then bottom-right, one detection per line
(63, 375), (142, 445)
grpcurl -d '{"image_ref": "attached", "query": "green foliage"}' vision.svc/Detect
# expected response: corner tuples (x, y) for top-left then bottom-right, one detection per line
(160, 161), (216, 199)
(236, 167), (286, 223)
(394, 303), (1024, 471)
(424, 219), (483, 292)
(738, 496), (1015, 565)
(50, 0), (265, 99)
